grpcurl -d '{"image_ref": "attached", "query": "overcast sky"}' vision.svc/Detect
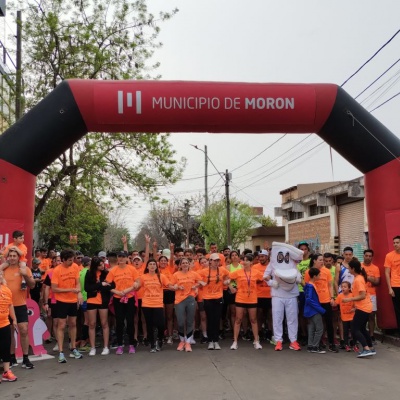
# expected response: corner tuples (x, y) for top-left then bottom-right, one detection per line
(121, 0), (400, 236)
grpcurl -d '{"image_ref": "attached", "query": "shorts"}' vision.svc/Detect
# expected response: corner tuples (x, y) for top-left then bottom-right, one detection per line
(235, 302), (257, 309)
(14, 305), (28, 323)
(56, 301), (78, 319)
(87, 302), (108, 311)
(257, 297), (272, 310)
(197, 301), (205, 312)
(370, 295), (377, 312)
(163, 290), (175, 305)
(223, 289), (236, 305)
(49, 302), (59, 319)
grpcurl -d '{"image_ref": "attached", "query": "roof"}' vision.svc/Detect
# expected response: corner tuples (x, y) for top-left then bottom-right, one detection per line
(251, 226), (285, 237)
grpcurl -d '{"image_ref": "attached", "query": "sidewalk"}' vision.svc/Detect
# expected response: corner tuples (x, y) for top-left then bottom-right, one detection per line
(374, 330), (400, 347)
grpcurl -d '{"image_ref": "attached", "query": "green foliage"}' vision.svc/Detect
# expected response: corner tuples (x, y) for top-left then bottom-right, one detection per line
(198, 198), (259, 250)
(257, 215), (278, 227)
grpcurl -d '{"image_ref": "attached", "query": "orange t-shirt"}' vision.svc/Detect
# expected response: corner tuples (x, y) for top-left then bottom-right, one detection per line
(252, 263), (271, 298)
(170, 271), (202, 304)
(384, 251), (400, 287)
(133, 265), (145, 299)
(305, 267), (332, 304)
(140, 273), (170, 308)
(51, 264), (80, 303)
(3, 266), (33, 306)
(352, 275), (373, 313)
(229, 268), (263, 304)
(4, 243), (28, 262)
(198, 267), (229, 300)
(105, 265), (139, 299)
(160, 266), (175, 289)
(0, 285), (13, 328)
(87, 271), (102, 305)
(335, 293), (355, 321)
(361, 263), (380, 295)
(39, 258), (51, 272)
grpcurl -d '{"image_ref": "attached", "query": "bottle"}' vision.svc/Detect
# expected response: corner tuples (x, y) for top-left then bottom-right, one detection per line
(21, 278), (27, 290)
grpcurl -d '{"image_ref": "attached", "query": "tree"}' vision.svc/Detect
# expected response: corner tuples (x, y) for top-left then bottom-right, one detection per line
(10, 1), (183, 235)
(257, 215), (278, 227)
(198, 198), (259, 250)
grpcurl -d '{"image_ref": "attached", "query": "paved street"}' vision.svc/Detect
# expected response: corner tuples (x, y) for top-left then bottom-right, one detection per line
(1, 339), (400, 400)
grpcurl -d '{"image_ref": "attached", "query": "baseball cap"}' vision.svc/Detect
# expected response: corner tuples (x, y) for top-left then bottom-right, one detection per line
(259, 249), (269, 256)
(32, 258), (41, 265)
(209, 253), (221, 261)
(132, 255), (142, 262)
(117, 251), (128, 257)
(297, 241), (309, 249)
(98, 251), (107, 258)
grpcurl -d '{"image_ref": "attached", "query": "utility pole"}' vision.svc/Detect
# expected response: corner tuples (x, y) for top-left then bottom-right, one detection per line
(15, 10), (22, 120)
(225, 169), (231, 248)
(204, 145), (208, 212)
(184, 199), (190, 248)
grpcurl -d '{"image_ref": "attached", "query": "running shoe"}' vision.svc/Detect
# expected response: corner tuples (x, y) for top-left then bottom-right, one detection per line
(357, 349), (373, 358)
(128, 345), (136, 354)
(150, 347), (157, 353)
(9, 357), (18, 368)
(21, 358), (34, 369)
(166, 336), (173, 345)
(230, 341), (238, 350)
(307, 346), (313, 352)
(70, 348), (83, 359)
(2, 370), (17, 382)
(78, 344), (91, 352)
(101, 347), (110, 356)
(345, 345), (352, 352)
(177, 341), (186, 351)
(311, 347), (326, 354)
(254, 341), (262, 350)
(58, 353), (67, 363)
(214, 342), (221, 350)
(269, 336), (277, 346)
(289, 341), (301, 351)
(353, 345), (360, 353)
(89, 348), (96, 356)
(53, 343), (59, 352)
(188, 336), (196, 345)
(369, 348), (377, 355)
(185, 343), (192, 352)
(110, 339), (119, 349)
(328, 344), (339, 353)
(275, 341), (283, 351)
(156, 341), (162, 351)
(200, 336), (209, 344)
(208, 342), (215, 350)
(116, 346), (124, 355)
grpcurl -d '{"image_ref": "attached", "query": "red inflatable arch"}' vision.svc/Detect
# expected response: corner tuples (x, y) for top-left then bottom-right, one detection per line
(1, 80), (400, 329)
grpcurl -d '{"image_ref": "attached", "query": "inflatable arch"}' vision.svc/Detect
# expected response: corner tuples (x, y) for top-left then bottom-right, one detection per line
(1, 80), (400, 329)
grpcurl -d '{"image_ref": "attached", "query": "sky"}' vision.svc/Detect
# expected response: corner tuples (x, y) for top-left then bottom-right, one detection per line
(121, 0), (400, 237)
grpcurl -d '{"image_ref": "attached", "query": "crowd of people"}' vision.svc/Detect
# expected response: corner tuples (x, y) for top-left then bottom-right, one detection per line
(1, 230), (400, 383)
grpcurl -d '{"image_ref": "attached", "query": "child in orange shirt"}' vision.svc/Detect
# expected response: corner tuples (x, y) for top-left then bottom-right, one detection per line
(334, 281), (355, 352)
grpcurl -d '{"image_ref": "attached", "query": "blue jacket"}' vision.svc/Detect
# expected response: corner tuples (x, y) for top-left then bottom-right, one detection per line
(303, 283), (326, 318)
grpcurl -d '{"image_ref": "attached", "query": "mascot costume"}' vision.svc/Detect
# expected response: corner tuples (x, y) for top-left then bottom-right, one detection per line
(263, 242), (303, 351)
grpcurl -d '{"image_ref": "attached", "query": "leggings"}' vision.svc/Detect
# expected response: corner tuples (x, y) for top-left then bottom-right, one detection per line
(0, 324), (11, 363)
(343, 320), (352, 346)
(113, 297), (136, 346)
(142, 307), (165, 348)
(391, 287), (400, 335)
(204, 298), (223, 343)
(351, 309), (372, 348)
(175, 296), (196, 338)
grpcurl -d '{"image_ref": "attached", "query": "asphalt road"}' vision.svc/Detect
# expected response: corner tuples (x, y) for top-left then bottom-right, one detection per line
(1, 339), (400, 400)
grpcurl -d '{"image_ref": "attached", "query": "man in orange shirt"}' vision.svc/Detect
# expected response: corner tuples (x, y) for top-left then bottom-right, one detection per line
(206, 243), (225, 266)
(362, 249), (380, 343)
(1, 248), (35, 369)
(51, 249), (84, 363)
(384, 235), (400, 336)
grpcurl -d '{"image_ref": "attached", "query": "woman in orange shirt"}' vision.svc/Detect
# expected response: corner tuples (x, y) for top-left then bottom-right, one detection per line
(159, 255), (175, 345)
(228, 254), (263, 350)
(342, 260), (375, 358)
(139, 259), (174, 353)
(196, 256), (209, 344)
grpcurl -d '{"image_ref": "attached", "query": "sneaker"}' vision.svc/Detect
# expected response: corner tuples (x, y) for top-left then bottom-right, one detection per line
(116, 346), (124, 355)
(357, 349), (373, 358)
(329, 344), (339, 353)
(110, 340), (118, 349)
(269, 336), (277, 346)
(2, 370), (17, 382)
(345, 345), (352, 352)
(254, 341), (262, 350)
(167, 336), (173, 345)
(311, 347), (326, 354)
(142, 337), (150, 347)
(177, 341), (186, 351)
(128, 345), (136, 354)
(188, 336), (196, 345)
(201, 336), (209, 344)
(150, 347), (157, 353)
(156, 340), (162, 351)
(307, 346), (313, 352)
(275, 341), (283, 351)
(214, 342), (221, 350)
(353, 345), (360, 353)
(101, 347), (110, 356)
(78, 344), (91, 352)
(21, 358), (34, 369)
(289, 341), (301, 351)
(208, 341), (215, 350)
(70, 348), (83, 359)
(185, 343), (192, 352)
(53, 344), (59, 352)
(369, 347), (377, 355)
(58, 353), (67, 363)
(230, 341), (238, 350)
(89, 348), (96, 356)
(9, 357), (18, 368)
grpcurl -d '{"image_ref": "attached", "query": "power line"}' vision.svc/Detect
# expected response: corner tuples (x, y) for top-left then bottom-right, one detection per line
(369, 90), (400, 112)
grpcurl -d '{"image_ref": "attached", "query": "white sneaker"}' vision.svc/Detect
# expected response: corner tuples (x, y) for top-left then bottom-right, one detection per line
(101, 347), (110, 356)
(53, 344), (59, 351)
(89, 348), (96, 356)
(214, 342), (221, 350)
(188, 336), (196, 345)
(230, 341), (238, 350)
(167, 336), (173, 345)
(254, 341), (262, 350)
(208, 341), (215, 350)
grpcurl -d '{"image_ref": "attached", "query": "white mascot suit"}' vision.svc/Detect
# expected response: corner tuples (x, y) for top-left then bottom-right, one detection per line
(263, 242), (303, 349)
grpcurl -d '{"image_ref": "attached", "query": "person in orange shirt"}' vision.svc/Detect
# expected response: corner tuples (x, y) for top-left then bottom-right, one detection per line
(51, 249), (84, 363)
(159, 254), (175, 345)
(0, 270), (18, 382)
(170, 258), (205, 352)
(228, 254), (264, 350)
(342, 260), (375, 358)
(106, 251), (140, 355)
(334, 281), (355, 352)
(198, 253), (230, 350)
(361, 249), (380, 343)
(384, 235), (400, 337)
(38, 248), (51, 273)
(1, 249), (35, 369)
(196, 256), (210, 344)
(1, 230), (28, 264)
(139, 259), (174, 353)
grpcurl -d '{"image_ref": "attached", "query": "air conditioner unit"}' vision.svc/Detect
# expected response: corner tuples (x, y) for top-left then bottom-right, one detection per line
(348, 182), (364, 198)
(274, 207), (287, 217)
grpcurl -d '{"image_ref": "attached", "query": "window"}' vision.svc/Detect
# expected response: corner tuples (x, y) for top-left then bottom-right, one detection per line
(309, 204), (328, 216)
(288, 211), (303, 221)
